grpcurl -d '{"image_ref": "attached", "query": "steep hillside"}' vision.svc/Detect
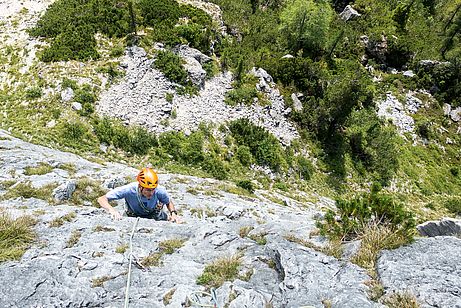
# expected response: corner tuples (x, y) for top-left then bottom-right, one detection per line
(1, 0), (461, 306)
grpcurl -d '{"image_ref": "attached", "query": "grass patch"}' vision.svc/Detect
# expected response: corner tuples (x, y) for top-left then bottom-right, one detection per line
(49, 212), (76, 227)
(70, 178), (107, 207)
(59, 163), (77, 175)
(381, 291), (420, 307)
(2, 181), (57, 201)
(190, 207), (216, 218)
(196, 255), (241, 289)
(140, 252), (163, 267)
(65, 230), (81, 248)
(351, 222), (411, 278)
(158, 238), (186, 254)
(91, 275), (112, 288)
(163, 288), (176, 305)
(0, 180), (17, 189)
(0, 211), (37, 262)
(248, 232), (267, 245)
(239, 226), (254, 238)
(24, 162), (53, 175)
(93, 225), (115, 232)
(284, 234), (342, 259)
(443, 196), (461, 216)
(115, 243), (128, 254)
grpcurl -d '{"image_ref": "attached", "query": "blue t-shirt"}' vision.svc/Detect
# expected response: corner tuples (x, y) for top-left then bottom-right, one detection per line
(106, 182), (170, 216)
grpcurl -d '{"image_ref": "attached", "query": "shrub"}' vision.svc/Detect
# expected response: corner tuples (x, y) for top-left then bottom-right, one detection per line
(224, 85), (258, 106)
(295, 156), (313, 181)
(202, 154), (228, 180)
(40, 25), (100, 62)
(154, 50), (188, 85)
(317, 192), (415, 241)
(25, 87), (43, 99)
(236, 145), (253, 167)
(0, 211), (36, 262)
(60, 121), (90, 147)
(443, 197), (461, 216)
(94, 117), (158, 155)
(345, 108), (399, 185)
(229, 118), (285, 171)
(236, 180), (255, 193)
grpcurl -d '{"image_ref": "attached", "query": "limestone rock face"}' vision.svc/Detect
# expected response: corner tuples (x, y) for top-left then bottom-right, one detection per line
(377, 237), (461, 308)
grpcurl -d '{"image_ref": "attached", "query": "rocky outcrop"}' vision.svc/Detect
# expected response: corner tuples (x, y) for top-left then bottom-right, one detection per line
(340, 5), (361, 21)
(417, 218), (461, 237)
(1, 129), (460, 307)
(377, 237), (461, 308)
(97, 46), (299, 145)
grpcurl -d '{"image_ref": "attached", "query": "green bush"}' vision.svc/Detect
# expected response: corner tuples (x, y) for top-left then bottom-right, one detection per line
(74, 85), (97, 117)
(229, 118), (285, 171)
(317, 192), (415, 241)
(236, 145), (253, 167)
(154, 51), (189, 85)
(61, 121), (89, 143)
(345, 108), (399, 185)
(202, 154), (228, 180)
(224, 85), (258, 106)
(93, 117), (158, 155)
(295, 156), (313, 181)
(25, 87), (43, 99)
(443, 197), (461, 216)
(40, 25), (99, 62)
(236, 180), (255, 193)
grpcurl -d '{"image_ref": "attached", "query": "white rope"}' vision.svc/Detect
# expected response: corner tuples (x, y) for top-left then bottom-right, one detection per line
(124, 217), (140, 308)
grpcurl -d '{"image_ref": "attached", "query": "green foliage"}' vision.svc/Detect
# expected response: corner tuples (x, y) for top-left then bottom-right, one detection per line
(40, 25), (100, 62)
(24, 162), (53, 176)
(154, 51), (189, 85)
(31, 0), (131, 61)
(279, 0), (334, 57)
(60, 121), (90, 145)
(236, 180), (255, 193)
(25, 87), (43, 99)
(74, 85), (96, 116)
(235, 145), (253, 167)
(224, 85), (258, 106)
(229, 118), (285, 171)
(443, 197), (461, 216)
(93, 117), (158, 155)
(294, 156), (313, 181)
(196, 255), (241, 289)
(317, 191), (415, 241)
(138, 0), (180, 27)
(202, 154), (228, 180)
(416, 61), (461, 108)
(345, 108), (400, 185)
(0, 212), (36, 262)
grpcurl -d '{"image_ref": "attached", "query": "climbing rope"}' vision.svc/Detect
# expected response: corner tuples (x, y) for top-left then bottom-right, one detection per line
(124, 217), (140, 308)
(187, 288), (219, 308)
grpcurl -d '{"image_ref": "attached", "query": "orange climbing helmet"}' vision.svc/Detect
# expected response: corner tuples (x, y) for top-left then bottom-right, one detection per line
(136, 168), (158, 189)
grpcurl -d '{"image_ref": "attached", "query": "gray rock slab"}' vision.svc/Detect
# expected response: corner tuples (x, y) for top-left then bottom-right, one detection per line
(377, 236), (461, 308)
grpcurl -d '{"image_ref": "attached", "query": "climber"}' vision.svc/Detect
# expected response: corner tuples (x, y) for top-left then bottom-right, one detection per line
(97, 167), (182, 223)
